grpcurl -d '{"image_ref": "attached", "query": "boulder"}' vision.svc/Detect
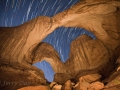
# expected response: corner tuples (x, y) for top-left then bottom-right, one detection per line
(50, 82), (57, 88)
(88, 81), (104, 90)
(79, 73), (101, 83)
(61, 80), (72, 90)
(54, 73), (72, 84)
(52, 85), (62, 90)
(75, 77), (90, 90)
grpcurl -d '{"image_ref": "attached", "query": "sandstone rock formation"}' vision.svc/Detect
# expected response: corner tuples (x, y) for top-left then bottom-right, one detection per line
(54, 0), (120, 50)
(31, 42), (70, 74)
(0, 0), (120, 90)
(55, 0), (120, 82)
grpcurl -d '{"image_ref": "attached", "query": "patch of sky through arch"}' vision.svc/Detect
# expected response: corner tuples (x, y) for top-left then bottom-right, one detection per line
(33, 60), (55, 82)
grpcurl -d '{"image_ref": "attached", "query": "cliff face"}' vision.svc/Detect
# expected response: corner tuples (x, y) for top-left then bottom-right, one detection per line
(0, 0), (120, 89)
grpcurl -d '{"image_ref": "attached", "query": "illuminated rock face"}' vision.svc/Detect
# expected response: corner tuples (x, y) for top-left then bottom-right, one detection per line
(0, 0), (120, 89)
(0, 16), (53, 63)
(54, 0), (120, 50)
(65, 35), (110, 76)
(0, 0), (120, 63)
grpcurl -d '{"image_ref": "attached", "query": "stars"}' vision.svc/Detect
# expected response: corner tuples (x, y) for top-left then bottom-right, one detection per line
(26, 0), (34, 21)
(12, 0), (15, 8)
(40, 0), (43, 3)
(17, 0), (21, 10)
(22, 0), (26, 7)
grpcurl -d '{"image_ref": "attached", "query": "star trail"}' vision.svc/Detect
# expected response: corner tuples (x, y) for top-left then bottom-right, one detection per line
(0, 0), (96, 82)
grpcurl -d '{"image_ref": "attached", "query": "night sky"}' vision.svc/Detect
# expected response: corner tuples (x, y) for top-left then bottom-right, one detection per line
(0, 0), (96, 82)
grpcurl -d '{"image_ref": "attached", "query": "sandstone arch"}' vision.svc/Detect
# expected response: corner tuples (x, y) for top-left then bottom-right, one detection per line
(0, 0), (120, 64)
(53, 0), (120, 50)
(0, 0), (120, 89)
(31, 42), (70, 74)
